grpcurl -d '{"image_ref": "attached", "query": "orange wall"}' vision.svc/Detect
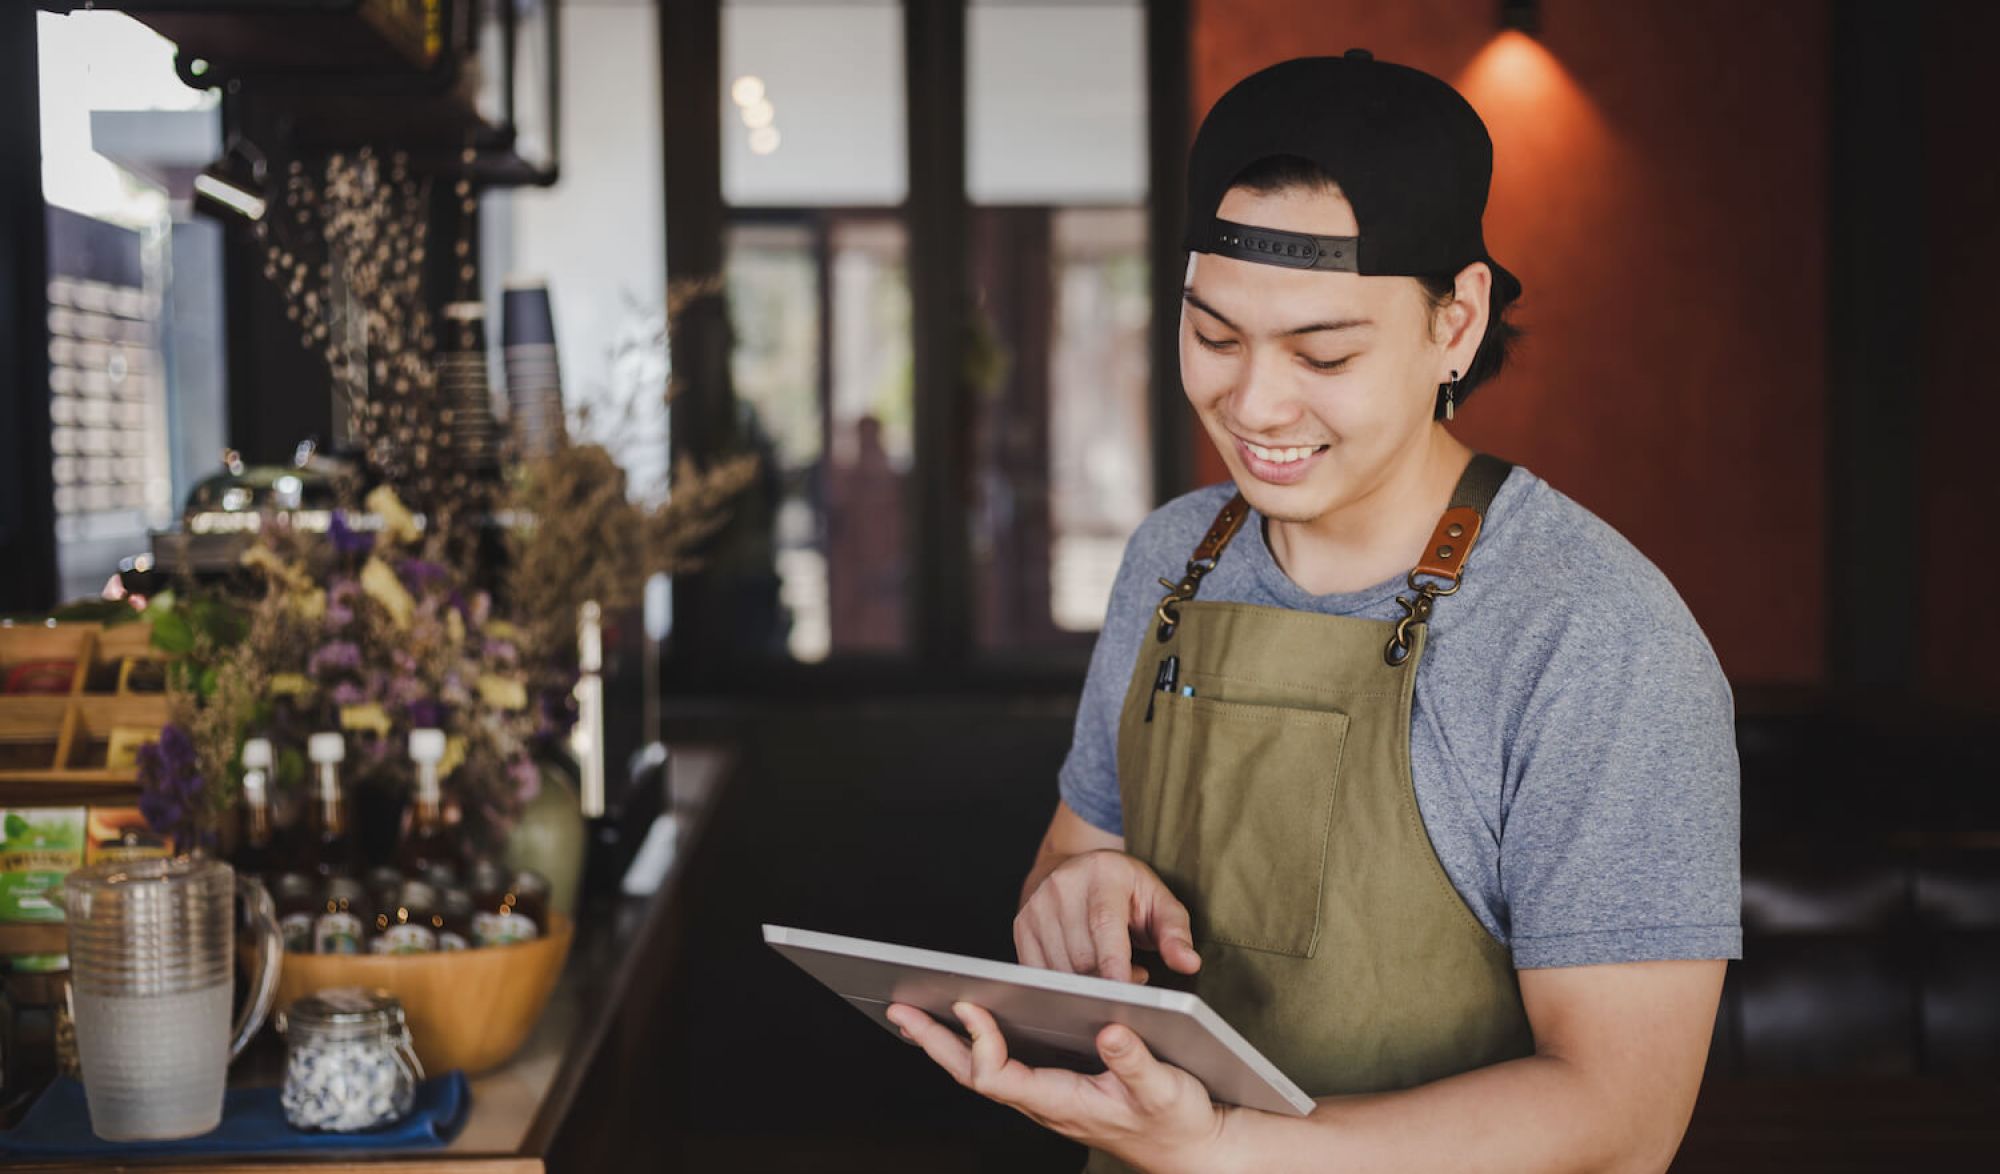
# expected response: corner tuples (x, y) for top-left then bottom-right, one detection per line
(1186, 0), (1827, 686)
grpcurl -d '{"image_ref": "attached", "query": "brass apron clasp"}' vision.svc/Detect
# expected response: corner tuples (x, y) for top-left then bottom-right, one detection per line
(1154, 556), (1218, 643)
(1385, 569), (1462, 666)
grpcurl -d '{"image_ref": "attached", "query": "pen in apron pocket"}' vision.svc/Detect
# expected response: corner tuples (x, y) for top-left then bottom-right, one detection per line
(1145, 654), (1179, 721)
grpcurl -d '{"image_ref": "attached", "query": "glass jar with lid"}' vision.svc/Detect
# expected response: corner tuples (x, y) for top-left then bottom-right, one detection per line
(278, 987), (424, 1132)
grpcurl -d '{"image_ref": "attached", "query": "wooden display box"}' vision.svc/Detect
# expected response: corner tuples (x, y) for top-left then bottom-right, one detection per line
(0, 621), (169, 808)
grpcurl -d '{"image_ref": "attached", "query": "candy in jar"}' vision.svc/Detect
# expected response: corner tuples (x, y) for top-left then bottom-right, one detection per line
(278, 987), (424, 1132)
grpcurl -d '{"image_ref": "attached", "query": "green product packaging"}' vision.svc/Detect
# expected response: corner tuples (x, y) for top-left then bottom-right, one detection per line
(0, 808), (87, 922)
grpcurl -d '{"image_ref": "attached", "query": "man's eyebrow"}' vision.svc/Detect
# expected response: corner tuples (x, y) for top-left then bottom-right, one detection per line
(1182, 288), (1373, 338)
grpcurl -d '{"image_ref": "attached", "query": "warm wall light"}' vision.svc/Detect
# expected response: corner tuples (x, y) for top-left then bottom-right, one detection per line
(1454, 27), (1614, 308)
(749, 126), (781, 155)
(1459, 29), (1575, 112)
(741, 98), (775, 129)
(731, 74), (766, 107)
(1501, 0), (1540, 36)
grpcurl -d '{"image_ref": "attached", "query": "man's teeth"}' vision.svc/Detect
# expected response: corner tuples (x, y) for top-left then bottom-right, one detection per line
(1246, 442), (1324, 464)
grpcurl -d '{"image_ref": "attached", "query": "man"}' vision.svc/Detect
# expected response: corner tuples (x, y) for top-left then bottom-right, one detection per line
(888, 52), (1739, 1173)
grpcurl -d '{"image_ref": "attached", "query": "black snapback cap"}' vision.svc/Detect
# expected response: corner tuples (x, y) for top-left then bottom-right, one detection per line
(1183, 50), (1520, 303)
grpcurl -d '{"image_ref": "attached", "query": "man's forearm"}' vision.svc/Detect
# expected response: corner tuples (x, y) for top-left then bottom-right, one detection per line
(1207, 1052), (1687, 1174)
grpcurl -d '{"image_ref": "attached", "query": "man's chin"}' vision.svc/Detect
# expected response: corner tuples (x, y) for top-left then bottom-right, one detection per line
(1233, 479), (1329, 527)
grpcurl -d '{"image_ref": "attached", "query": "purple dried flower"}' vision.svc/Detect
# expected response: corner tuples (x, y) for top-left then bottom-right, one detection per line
(330, 680), (367, 706)
(138, 787), (184, 835)
(395, 558), (450, 593)
(509, 756), (542, 804)
(407, 698), (446, 728)
(137, 722), (204, 839)
(154, 723), (197, 771)
(308, 641), (362, 676)
(329, 511), (375, 556)
(387, 673), (426, 708)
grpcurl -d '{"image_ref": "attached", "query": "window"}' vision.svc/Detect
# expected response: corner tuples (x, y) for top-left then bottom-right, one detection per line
(37, 11), (227, 603)
(665, 0), (1181, 683)
(967, 0), (1151, 651)
(719, 1), (915, 662)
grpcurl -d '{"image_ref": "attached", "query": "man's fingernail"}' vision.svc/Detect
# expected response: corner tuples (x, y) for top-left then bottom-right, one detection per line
(1105, 1030), (1130, 1053)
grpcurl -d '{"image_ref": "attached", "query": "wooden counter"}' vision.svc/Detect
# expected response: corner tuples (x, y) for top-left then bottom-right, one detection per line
(6, 743), (735, 1173)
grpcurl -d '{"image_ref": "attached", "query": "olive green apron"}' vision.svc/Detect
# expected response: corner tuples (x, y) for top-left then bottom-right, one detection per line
(1082, 454), (1534, 1174)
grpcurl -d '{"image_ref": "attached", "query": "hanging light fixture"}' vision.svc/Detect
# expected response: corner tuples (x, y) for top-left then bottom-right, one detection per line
(1500, 0), (1540, 36)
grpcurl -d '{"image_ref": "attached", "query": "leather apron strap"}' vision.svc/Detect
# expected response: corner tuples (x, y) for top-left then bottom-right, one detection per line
(1154, 452), (1514, 662)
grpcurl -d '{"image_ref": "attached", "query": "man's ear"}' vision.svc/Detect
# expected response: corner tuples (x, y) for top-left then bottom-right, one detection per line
(1438, 261), (1493, 360)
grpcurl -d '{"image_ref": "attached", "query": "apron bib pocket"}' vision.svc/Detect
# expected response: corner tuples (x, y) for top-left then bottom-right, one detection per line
(1150, 692), (1351, 958)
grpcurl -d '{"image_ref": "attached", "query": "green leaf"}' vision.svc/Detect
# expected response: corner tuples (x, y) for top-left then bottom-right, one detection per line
(4, 813), (27, 840)
(150, 610), (195, 655)
(185, 598), (248, 645)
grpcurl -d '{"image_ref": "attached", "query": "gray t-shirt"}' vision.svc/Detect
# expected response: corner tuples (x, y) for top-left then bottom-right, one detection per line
(1058, 465), (1742, 969)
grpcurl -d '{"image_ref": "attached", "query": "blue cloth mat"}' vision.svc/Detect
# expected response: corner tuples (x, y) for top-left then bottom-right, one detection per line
(0, 1070), (469, 1157)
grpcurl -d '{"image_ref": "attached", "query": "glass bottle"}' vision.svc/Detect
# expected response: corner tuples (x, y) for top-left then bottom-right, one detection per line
(397, 728), (454, 880)
(364, 866), (405, 923)
(435, 887), (474, 951)
(312, 876), (370, 955)
(235, 737), (276, 878)
(306, 732), (353, 879)
(273, 872), (318, 954)
(374, 880), (439, 955)
(474, 869), (550, 947)
(466, 858), (504, 913)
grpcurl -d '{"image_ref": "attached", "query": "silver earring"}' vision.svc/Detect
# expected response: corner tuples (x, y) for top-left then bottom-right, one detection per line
(1443, 369), (1461, 421)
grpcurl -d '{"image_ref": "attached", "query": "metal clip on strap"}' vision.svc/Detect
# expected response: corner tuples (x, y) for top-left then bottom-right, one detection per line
(1155, 495), (1249, 642)
(1383, 454), (1512, 664)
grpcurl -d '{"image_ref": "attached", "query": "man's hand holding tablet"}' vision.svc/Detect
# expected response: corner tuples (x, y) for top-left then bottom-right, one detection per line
(884, 996), (1232, 1174)
(885, 848), (1225, 1170)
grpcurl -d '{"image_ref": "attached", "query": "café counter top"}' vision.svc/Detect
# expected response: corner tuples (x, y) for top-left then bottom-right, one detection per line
(5, 743), (736, 1173)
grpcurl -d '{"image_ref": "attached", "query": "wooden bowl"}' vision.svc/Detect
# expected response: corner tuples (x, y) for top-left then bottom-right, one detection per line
(269, 914), (573, 1076)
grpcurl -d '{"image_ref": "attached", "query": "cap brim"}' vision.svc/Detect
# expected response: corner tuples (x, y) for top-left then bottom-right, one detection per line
(1485, 256), (1523, 303)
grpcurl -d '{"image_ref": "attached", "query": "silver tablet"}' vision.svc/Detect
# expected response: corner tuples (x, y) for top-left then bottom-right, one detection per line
(763, 923), (1315, 1117)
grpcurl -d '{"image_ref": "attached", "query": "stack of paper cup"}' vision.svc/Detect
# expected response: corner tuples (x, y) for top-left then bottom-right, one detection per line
(502, 278), (567, 461)
(440, 301), (501, 475)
